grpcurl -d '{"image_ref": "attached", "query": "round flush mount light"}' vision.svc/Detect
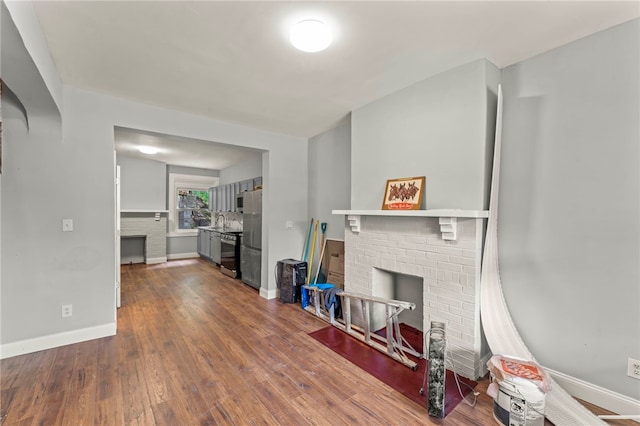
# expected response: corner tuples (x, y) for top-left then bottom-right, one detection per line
(290, 19), (332, 52)
(138, 146), (159, 155)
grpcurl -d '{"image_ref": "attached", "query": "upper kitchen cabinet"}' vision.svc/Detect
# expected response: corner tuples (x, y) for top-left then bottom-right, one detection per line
(230, 182), (240, 212)
(226, 183), (236, 212)
(217, 185), (225, 211)
(208, 177), (262, 213)
(240, 179), (252, 193)
(209, 187), (218, 212)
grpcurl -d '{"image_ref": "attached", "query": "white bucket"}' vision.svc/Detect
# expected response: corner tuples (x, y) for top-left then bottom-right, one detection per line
(493, 376), (546, 426)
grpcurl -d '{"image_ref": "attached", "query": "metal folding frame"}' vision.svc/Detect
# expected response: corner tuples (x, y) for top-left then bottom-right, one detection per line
(303, 285), (423, 370)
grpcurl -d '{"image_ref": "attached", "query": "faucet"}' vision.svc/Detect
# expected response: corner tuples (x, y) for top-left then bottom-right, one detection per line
(215, 213), (226, 229)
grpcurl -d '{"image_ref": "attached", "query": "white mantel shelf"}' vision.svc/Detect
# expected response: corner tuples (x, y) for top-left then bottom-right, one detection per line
(332, 209), (488, 218)
(332, 209), (489, 240)
(121, 210), (169, 214)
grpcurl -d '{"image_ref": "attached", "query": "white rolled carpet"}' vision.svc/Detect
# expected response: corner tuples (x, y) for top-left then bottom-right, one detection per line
(480, 85), (606, 425)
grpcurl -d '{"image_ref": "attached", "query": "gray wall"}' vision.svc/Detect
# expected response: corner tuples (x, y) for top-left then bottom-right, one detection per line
(351, 59), (499, 211)
(117, 160), (218, 259)
(1, 4), (308, 352)
(166, 165), (220, 258)
(308, 122), (351, 241)
(2, 3), (115, 344)
(307, 122), (351, 276)
(1, 55), (70, 342)
(219, 155), (262, 185)
(167, 165), (219, 179)
(167, 236), (198, 258)
(499, 19), (639, 399)
(116, 156), (166, 210)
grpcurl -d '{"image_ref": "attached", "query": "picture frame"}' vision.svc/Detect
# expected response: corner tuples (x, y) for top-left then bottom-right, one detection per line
(382, 176), (425, 210)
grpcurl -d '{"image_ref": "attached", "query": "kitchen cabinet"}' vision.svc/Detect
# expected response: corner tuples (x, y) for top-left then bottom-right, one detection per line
(198, 228), (221, 264)
(221, 185), (227, 212)
(226, 184), (233, 212)
(207, 177), (262, 213)
(240, 179), (252, 193)
(217, 186), (224, 211)
(198, 228), (211, 259)
(211, 183), (233, 212)
(221, 185), (228, 212)
(209, 187), (218, 212)
(232, 182), (240, 211)
(210, 231), (221, 264)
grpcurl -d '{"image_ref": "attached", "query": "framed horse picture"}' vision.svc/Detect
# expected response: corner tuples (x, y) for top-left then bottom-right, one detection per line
(382, 176), (425, 210)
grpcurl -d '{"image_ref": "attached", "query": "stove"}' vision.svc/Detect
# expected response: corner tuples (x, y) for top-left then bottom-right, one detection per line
(220, 232), (242, 278)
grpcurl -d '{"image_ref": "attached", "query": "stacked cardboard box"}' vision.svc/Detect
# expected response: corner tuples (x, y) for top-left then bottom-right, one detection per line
(327, 253), (344, 288)
(317, 239), (345, 289)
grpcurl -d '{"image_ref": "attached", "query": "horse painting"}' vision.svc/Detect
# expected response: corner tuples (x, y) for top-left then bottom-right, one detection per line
(382, 176), (425, 210)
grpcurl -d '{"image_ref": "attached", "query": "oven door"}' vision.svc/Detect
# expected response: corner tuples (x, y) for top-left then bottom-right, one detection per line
(220, 235), (238, 278)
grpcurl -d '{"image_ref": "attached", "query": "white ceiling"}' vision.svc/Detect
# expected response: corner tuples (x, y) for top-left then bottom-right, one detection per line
(32, 1), (639, 169)
(114, 127), (263, 170)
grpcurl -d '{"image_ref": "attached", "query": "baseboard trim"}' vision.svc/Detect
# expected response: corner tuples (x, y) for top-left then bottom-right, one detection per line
(146, 256), (167, 264)
(260, 287), (277, 300)
(547, 368), (640, 419)
(477, 351), (492, 379)
(0, 323), (117, 359)
(167, 252), (199, 260)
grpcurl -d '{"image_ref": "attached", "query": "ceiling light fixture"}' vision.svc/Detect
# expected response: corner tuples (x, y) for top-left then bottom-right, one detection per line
(290, 19), (332, 53)
(139, 146), (159, 155)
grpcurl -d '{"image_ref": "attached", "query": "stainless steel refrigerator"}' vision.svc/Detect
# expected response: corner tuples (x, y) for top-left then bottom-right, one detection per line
(241, 190), (262, 289)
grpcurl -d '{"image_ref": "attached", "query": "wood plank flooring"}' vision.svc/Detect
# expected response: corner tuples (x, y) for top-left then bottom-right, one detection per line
(1, 259), (633, 425)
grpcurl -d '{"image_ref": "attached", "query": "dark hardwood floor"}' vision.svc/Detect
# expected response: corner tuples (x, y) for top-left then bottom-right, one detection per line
(0, 259), (632, 425)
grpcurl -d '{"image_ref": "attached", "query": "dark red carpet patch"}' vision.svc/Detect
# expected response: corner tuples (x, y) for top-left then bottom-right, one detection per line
(308, 324), (477, 417)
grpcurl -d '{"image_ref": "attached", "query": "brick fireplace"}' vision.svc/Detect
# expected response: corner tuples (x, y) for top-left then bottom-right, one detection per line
(334, 209), (490, 379)
(120, 211), (167, 264)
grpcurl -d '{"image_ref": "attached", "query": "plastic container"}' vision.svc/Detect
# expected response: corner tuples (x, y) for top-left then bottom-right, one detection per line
(301, 283), (334, 309)
(493, 375), (545, 426)
(487, 355), (548, 426)
(312, 284), (335, 290)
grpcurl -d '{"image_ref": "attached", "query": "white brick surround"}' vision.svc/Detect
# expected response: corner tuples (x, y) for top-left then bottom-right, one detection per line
(341, 213), (490, 379)
(121, 213), (167, 264)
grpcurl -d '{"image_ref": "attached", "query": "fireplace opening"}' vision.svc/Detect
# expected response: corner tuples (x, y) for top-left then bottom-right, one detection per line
(121, 235), (146, 264)
(372, 267), (424, 333)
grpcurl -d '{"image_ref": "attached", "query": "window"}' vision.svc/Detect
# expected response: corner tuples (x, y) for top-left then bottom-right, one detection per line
(177, 189), (210, 230)
(169, 174), (218, 236)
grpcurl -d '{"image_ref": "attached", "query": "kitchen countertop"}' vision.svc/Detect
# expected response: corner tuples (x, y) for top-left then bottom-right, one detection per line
(198, 226), (242, 234)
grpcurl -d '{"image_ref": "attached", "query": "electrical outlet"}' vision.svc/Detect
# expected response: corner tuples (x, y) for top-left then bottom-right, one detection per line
(62, 219), (73, 232)
(628, 357), (640, 380)
(61, 304), (73, 318)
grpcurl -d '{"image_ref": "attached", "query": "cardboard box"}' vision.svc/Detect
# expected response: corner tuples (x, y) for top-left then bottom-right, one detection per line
(326, 271), (344, 288)
(319, 239), (344, 279)
(328, 253), (344, 274)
